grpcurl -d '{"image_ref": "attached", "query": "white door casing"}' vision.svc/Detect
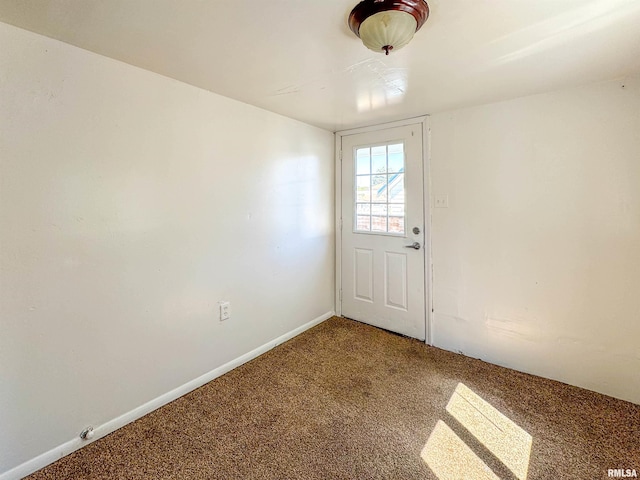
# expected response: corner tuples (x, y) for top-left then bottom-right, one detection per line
(339, 123), (426, 340)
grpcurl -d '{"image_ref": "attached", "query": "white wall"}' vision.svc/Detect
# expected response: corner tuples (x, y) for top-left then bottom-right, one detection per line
(0, 23), (334, 476)
(430, 76), (640, 405)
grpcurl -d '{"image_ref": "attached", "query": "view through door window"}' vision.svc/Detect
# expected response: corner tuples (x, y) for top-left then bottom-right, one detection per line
(354, 143), (405, 234)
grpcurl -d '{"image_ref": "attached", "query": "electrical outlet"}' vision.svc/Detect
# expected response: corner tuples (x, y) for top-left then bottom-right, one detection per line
(219, 301), (231, 321)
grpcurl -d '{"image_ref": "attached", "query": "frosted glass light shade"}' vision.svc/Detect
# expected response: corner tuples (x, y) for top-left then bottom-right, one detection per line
(348, 0), (430, 55)
(359, 10), (418, 54)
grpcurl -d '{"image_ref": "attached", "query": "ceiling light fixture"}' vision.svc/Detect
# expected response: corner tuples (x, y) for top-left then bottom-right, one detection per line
(348, 0), (430, 55)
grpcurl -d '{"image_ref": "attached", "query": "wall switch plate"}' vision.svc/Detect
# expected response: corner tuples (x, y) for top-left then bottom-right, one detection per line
(219, 301), (231, 321)
(434, 195), (449, 208)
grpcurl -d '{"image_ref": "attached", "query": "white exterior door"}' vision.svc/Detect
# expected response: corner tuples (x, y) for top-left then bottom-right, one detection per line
(340, 123), (426, 340)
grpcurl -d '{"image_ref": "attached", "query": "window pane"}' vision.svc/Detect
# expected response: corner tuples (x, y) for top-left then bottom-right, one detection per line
(388, 173), (404, 204)
(388, 216), (405, 234)
(356, 203), (371, 215)
(389, 204), (404, 216)
(356, 176), (371, 202)
(388, 143), (404, 173)
(371, 215), (387, 232)
(371, 204), (387, 216)
(388, 143), (403, 154)
(371, 145), (387, 173)
(356, 148), (371, 175)
(372, 175), (387, 203)
(356, 215), (371, 231)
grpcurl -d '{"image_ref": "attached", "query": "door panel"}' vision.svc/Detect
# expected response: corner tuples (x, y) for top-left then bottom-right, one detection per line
(354, 248), (374, 302)
(341, 124), (426, 340)
(385, 251), (408, 310)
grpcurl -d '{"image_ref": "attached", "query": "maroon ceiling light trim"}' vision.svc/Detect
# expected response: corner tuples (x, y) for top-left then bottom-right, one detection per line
(348, 0), (430, 38)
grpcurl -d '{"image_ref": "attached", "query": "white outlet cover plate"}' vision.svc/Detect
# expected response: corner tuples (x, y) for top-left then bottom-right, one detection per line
(219, 301), (231, 321)
(434, 195), (449, 208)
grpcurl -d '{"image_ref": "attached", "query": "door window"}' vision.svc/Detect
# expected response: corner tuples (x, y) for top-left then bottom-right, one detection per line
(354, 143), (405, 234)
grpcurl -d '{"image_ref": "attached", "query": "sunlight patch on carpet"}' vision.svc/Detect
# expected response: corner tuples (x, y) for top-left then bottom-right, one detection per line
(422, 383), (532, 480)
(421, 420), (499, 480)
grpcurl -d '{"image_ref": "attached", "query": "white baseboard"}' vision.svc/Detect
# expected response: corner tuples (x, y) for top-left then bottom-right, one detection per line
(0, 311), (334, 480)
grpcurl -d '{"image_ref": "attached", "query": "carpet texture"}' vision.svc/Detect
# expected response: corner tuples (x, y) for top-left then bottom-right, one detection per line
(27, 317), (640, 479)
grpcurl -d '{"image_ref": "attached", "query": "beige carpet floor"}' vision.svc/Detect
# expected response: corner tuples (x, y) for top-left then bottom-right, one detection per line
(28, 316), (639, 479)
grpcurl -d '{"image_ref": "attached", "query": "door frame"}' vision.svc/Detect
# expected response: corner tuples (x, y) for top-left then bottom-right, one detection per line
(335, 115), (433, 345)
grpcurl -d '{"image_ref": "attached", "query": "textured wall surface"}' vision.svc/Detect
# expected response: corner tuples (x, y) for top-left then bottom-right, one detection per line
(0, 22), (334, 475)
(430, 76), (640, 405)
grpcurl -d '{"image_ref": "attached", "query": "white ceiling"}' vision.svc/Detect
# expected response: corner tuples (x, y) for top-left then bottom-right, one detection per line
(1, 0), (639, 132)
